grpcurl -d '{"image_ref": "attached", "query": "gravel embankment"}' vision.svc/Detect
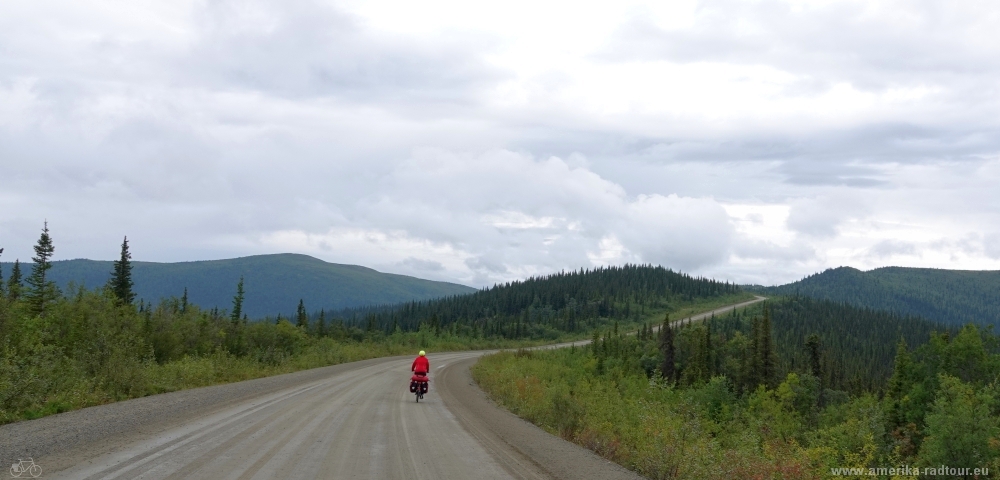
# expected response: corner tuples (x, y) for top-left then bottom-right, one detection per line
(0, 355), (406, 473)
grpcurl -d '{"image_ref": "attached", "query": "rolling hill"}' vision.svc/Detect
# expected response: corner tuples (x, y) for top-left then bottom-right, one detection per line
(1, 254), (475, 319)
(754, 266), (1000, 327)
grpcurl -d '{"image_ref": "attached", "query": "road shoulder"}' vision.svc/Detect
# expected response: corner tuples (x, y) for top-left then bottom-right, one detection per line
(0, 355), (408, 474)
(438, 357), (645, 480)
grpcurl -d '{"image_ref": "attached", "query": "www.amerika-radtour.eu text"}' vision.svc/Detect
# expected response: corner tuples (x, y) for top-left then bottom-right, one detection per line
(831, 465), (989, 476)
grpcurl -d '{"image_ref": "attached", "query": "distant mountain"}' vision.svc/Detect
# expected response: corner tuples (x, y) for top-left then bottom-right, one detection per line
(753, 266), (1000, 327)
(0, 254), (476, 319)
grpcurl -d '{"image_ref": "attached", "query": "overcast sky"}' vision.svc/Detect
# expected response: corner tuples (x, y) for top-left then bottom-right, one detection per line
(2, 0), (999, 287)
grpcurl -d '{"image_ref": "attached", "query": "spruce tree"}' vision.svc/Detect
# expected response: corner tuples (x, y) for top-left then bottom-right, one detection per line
(231, 276), (245, 323)
(760, 304), (777, 389)
(108, 236), (136, 305)
(706, 314), (714, 377)
(748, 315), (762, 388)
(317, 309), (327, 337)
(659, 314), (675, 383)
(886, 338), (914, 427)
(805, 334), (822, 378)
(805, 333), (825, 407)
(181, 287), (188, 313)
(26, 221), (57, 315)
(296, 299), (308, 328)
(0, 247), (4, 293)
(7, 260), (24, 302)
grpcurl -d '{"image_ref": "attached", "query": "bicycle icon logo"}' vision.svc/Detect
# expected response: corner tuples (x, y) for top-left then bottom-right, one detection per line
(9, 458), (41, 478)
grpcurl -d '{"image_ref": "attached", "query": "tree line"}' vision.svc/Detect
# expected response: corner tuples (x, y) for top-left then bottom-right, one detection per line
(591, 296), (955, 398)
(1, 222), (743, 424)
(756, 266), (1000, 328)
(323, 264), (740, 340)
(578, 295), (998, 472)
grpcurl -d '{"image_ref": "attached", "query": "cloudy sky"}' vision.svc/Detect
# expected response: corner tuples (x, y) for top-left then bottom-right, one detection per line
(2, 0), (999, 287)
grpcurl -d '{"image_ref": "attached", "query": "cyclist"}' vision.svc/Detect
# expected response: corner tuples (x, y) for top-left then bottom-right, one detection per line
(410, 351), (430, 396)
(412, 350), (429, 376)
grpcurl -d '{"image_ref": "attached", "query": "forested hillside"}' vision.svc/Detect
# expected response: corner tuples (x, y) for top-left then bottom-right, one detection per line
(0, 254), (474, 318)
(335, 264), (743, 339)
(700, 297), (951, 394)
(0, 225), (746, 424)
(475, 297), (996, 478)
(754, 266), (1000, 327)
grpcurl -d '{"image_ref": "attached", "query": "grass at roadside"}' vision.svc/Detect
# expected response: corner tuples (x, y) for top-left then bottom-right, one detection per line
(1, 280), (752, 425)
(3, 325), (561, 424)
(471, 297), (829, 480)
(474, 295), (1000, 479)
(472, 348), (828, 480)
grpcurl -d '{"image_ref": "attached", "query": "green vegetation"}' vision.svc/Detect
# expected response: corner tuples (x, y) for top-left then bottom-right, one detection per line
(0, 224), (742, 424)
(473, 297), (1000, 479)
(336, 264), (743, 338)
(108, 236), (136, 305)
(0, 254), (476, 319)
(754, 266), (1000, 328)
(0, 284), (529, 424)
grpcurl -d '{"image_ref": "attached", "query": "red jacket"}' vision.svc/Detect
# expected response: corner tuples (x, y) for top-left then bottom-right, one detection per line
(411, 356), (429, 374)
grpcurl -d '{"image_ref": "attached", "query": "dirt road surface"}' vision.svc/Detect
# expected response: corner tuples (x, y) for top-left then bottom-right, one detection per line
(0, 297), (763, 479)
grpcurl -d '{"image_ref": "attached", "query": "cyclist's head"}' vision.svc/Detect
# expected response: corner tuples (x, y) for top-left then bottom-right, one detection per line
(419, 350), (426, 356)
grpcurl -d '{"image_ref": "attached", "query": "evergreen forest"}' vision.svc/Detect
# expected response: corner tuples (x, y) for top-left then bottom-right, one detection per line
(474, 297), (1000, 478)
(0, 224), (741, 424)
(332, 264), (742, 339)
(755, 266), (1000, 328)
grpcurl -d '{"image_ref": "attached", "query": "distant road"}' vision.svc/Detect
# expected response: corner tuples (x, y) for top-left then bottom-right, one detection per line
(536, 295), (767, 350)
(0, 297), (764, 479)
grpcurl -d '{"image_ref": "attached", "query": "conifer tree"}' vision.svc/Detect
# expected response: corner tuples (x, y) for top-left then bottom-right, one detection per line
(760, 304), (777, 388)
(805, 333), (822, 378)
(181, 287), (188, 313)
(297, 299), (308, 328)
(706, 314), (714, 377)
(0, 247), (4, 293)
(886, 338), (914, 427)
(231, 276), (245, 323)
(805, 333), (824, 407)
(26, 221), (57, 315)
(748, 315), (762, 388)
(317, 309), (327, 336)
(659, 314), (676, 383)
(108, 236), (135, 305)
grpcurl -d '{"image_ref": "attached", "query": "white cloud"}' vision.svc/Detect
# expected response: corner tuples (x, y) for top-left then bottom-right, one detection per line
(2, 0), (1000, 288)
(620, 194), (733, 270)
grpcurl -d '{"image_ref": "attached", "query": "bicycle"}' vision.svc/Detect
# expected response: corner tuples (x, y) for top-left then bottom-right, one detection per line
(10, 458), (42, 478)
(410, 373), (429, 402)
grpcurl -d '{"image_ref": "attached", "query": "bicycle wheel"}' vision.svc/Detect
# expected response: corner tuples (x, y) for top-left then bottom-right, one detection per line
(11, 464), (22, 478)
(28, 464), (42, 477)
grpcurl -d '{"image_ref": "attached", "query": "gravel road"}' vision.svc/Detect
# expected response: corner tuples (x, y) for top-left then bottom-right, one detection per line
(0, 297), (762, 479)
(1, 352), (640, 480)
